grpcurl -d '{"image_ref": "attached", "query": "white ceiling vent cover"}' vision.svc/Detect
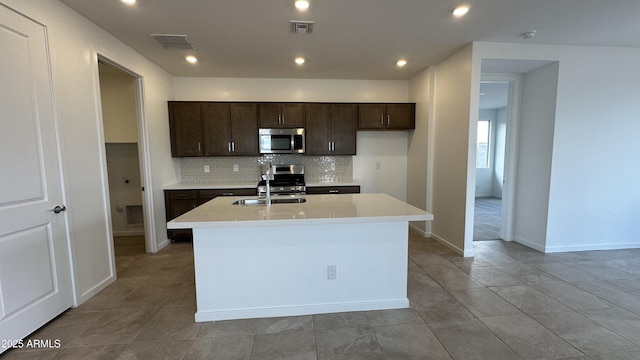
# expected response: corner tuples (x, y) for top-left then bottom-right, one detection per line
(290, 20), (314, 34)
(150, 34), (199, 50)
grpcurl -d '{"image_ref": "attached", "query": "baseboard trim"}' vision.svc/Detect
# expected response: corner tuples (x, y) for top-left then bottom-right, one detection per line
(77, 275), (116, 306)
(155, 238), (171, 253)
(430, 233), (473, 257)
(113, 230), (145, 237)
(513, 236), (546, 252)
(195, 299), (409, 322)
(544, 242), (640, 253)
(409, 223), (431, 238)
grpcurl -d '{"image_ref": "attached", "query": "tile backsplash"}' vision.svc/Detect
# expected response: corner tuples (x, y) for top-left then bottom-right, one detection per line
(180, 155), (353, 184)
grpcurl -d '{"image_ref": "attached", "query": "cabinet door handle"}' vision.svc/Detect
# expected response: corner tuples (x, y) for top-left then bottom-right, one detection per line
(228, 142), (231, 152)
(332, 142), (335, 151)
(329, 189), (339, 193)
(232, 142), (235, 152)
(387, 114), (390, 125)
(282, 114), (285, 124)
(198, 142), (201, 152)
(222, 192), (233, 196)
(328, 142), (332, 152)
(380, 114), (384, 125)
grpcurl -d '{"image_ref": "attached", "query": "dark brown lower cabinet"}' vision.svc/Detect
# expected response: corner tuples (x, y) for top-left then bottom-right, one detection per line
(306, 186), (361, 194)
(165, 188), (256, 241)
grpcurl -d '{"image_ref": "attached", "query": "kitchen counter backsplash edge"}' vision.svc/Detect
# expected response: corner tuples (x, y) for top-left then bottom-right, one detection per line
(179, 155), (354, 184)
(164, 180), (362, 191)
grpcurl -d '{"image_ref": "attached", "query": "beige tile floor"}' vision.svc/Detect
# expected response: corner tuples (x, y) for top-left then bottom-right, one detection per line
(4, 232), (640, 359)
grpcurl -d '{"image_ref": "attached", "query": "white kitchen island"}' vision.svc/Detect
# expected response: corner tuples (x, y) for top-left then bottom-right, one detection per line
(167, 193), (433, 322)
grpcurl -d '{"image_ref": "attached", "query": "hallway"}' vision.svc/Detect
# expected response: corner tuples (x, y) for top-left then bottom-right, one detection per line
(474, 197), (501, 241)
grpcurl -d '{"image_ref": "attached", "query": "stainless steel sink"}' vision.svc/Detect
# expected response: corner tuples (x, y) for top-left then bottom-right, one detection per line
(232, 197), (307, 206)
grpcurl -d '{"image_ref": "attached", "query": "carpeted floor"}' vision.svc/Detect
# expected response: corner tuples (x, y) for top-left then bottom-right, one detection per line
(474, 197), (501, 241)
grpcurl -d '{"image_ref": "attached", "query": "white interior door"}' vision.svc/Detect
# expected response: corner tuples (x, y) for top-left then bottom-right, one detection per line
(0, 4), (73, 351)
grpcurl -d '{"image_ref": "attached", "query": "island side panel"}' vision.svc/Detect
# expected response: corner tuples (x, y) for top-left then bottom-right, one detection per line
(192, 221), (409, 322)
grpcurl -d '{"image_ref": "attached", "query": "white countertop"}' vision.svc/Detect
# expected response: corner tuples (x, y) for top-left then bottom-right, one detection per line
(168, 193), (432, 229)
(164, 181), (362, 190)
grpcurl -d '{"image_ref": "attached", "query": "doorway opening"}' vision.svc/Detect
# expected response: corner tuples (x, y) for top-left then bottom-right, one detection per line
(97, 60), (147, 261)
(474, 81), (509, 241)
(468, 59), (558, 253)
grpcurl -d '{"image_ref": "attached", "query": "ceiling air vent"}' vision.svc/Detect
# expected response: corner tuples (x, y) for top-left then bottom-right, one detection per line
(150, 34), (198, 50)
(290, 20), (314, 34)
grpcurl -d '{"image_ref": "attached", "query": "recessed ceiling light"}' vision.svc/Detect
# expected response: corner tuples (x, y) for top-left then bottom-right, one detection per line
(452, 5), (470, 17)
(396, 59), (407, 67)
(121, 0), (136, 5)
(295, 57), (305, 65)
(186, 56), (198, 64)
(295, 0), (309, 10)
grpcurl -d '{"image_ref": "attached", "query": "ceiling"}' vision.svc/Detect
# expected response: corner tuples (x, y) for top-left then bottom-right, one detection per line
(479, 82), (509, 110)
(60, 0), (640, 80)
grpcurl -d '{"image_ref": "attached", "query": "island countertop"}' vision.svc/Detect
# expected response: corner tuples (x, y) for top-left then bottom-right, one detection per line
(167, 193), (433, 229)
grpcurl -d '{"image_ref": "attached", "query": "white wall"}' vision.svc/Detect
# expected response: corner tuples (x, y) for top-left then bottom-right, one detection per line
(173, 77), (411, 199)
(473, 42), (640, 252)
(430, 44), (475, 256)
(545, 49), (640, 251)
(407, 67), (433, 234)
(475, 109), (497, 197)
(99, 63), (138, 143)
(353, 131), (408, 201)
(105, 143), (143, 235)
(492, 107), (507, 198)
(513, 63), (559, 251)
(99, 64), (143, 236)
(475, 108), (507, 198)
(2, 0), (176, 304)
(173, 78), (408, 103)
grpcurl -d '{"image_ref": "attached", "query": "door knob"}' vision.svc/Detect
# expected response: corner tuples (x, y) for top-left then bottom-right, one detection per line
(51, 205), (66, 214)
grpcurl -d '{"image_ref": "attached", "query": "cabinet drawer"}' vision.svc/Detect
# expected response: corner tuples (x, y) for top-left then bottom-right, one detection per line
(199, 188), (256, 201)
(306, 186), (361, 194)
(167, 190), (198, 200)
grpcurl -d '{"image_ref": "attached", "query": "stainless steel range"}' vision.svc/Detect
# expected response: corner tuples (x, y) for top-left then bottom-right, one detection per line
(258, 164), (306, 197)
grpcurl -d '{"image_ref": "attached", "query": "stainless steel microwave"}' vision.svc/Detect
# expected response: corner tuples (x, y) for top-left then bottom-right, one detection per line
(259, 128), (305, 154)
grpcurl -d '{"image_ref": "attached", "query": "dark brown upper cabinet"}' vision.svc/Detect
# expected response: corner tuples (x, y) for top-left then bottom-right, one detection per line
(169, 102), (204, 157)
(203, 103), (259, 156)
(358, 103), (415, 130)
(259, 103), (304, 128)
(169, 101), (258, 157)
(305, 103), (357, 155)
